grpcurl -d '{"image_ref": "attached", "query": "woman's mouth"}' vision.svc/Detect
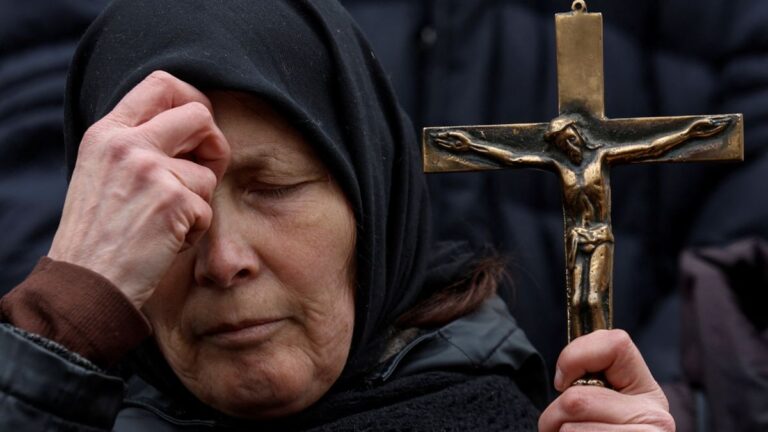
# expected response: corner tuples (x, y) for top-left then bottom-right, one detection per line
(200, 319), (285, 349)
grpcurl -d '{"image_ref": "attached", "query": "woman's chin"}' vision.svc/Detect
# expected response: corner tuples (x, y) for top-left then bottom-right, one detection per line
(176, 350), (326, 420)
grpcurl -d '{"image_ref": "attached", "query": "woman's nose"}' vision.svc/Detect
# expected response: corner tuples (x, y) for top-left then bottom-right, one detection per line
(193, 214), (259, 289)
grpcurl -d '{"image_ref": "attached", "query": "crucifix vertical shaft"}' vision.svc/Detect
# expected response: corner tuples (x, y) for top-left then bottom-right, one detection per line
(555, 8), (613, 344)
(556, 7), (604, 118)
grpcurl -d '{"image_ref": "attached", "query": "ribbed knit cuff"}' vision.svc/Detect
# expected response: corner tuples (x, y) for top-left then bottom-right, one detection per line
(0, 257), (151, 368)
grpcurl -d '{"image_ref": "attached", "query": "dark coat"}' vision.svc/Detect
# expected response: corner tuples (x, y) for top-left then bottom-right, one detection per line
(0, 297), (547, 431)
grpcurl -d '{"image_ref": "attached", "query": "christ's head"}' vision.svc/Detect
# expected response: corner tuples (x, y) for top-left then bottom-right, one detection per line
(544, 115), (588, 165)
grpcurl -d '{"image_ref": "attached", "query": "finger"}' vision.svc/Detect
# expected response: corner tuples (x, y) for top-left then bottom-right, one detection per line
(166, 158), (218, 203)
(107, 70), (213, 127)
(538, 386), (674, 432)
(177, 189), (213, 251)
(554, 329), (656, 395)
(135, 101), (230, 179)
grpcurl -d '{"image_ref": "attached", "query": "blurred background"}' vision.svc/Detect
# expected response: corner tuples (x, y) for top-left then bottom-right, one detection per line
(1, 1), (766, 430)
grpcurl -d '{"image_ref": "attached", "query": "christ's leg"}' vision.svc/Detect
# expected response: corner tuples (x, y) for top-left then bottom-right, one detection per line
(587, 243), (613, 331)
(569, 258), (584, 341)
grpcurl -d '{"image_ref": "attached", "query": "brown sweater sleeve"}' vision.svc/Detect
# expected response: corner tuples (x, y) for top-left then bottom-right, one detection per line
(0, 257), (151, 368)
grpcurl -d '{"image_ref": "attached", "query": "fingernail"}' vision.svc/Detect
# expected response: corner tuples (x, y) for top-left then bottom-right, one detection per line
(554, 367), (563, 390)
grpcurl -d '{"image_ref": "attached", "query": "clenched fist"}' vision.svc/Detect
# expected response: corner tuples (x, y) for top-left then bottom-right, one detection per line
(539, 330), (675, 432)
(49, 71), (230, 309)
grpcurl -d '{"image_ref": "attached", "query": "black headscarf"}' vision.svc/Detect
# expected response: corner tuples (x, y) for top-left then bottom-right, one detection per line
(64, 0), (434, 383)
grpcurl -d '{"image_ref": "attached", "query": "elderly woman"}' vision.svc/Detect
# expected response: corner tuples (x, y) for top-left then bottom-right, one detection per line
(0, 1), (673, 430)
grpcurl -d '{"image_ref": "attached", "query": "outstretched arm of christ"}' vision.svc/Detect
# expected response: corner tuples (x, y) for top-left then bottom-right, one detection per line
(433, 130), (553, 168)
(604, 116), (731, 162)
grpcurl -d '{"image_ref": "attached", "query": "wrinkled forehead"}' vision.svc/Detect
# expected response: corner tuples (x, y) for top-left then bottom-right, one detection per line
(207, 91), (327, 177)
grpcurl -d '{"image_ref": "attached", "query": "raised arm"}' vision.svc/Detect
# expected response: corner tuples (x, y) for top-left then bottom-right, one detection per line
(604, 116), (731, 162)
(433, 130), (553, 168)
(0, 70), (226, 430)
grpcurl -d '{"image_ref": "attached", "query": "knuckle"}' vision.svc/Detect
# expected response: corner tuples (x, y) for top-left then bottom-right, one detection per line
(159, 189), (209, 237)
(116, 151), (164, 189)
(146, 70), (174, 87)
(126, 148), (159, 173)
(613, 328), (632, 342)
(81, 129), (135, 164)
(164, 185), (187, 205)
(128, 126), (155, 147)
(78, 127), (102, 154)
(198, 201), (213, 226)
(80, 121), (120, 152)
(155, 188), (188, 223)
(81, 121), (104, 142)
(185, 101), (213, 120)
(167, 217), (190, 244)
(202, 167), (218, 190)
(608, 328), (634, 353)
(144, 71), (183, 99)
(559, 389), (590, 417)
(104, 135), (134, 161)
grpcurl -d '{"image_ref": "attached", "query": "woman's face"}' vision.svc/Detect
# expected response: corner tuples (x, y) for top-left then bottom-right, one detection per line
(142, 92), (356, 419)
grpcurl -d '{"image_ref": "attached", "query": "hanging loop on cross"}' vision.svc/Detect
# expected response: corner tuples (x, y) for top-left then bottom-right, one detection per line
(572, 0), (588, 13)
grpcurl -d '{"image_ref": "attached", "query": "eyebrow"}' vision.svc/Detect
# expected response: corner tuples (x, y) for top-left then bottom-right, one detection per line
(228, 151), (283, 172)
(227, 149), (326, 179)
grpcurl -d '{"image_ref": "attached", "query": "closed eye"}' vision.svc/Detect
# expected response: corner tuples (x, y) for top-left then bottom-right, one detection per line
(247, 182), (304, 200)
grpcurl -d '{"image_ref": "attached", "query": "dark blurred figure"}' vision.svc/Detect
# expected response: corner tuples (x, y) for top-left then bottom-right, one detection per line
(341, 0), (768, 430)
(0, 0), (106, 292)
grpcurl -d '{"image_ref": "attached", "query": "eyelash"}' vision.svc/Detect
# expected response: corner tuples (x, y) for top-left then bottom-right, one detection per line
(246, 183), (303, 200)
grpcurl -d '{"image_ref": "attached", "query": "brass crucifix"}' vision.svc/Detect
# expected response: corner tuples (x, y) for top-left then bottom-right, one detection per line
(422, 0), (743, 383)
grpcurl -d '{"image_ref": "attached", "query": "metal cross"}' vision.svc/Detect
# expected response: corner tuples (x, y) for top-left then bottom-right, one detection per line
(422, 0), (743, 384)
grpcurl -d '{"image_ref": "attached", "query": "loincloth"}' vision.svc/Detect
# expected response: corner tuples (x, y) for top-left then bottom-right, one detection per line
(567, 224), (614, 268)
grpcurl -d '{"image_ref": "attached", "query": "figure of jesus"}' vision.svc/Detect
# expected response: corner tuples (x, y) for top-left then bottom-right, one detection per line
(433, 114), (730, 340)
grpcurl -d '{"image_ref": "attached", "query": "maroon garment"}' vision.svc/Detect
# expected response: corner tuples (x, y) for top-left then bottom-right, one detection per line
(0, 257), (151, 367)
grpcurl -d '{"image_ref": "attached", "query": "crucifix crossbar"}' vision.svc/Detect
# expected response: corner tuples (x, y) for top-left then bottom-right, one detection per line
(422, 1), (743, 373)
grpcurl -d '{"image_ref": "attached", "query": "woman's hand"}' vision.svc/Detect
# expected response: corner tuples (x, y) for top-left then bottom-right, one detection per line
(48, 71), (230, 309)
(539, 329), (675, 432)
